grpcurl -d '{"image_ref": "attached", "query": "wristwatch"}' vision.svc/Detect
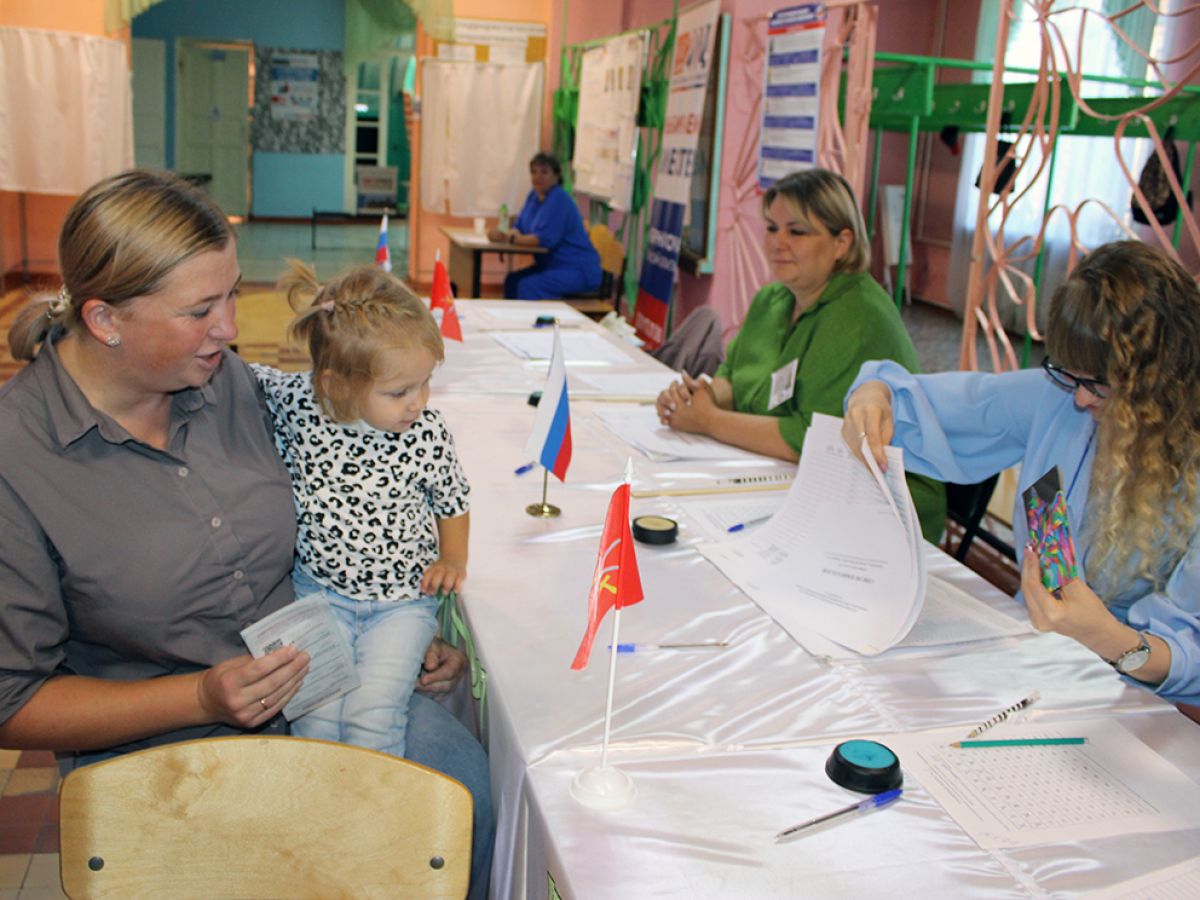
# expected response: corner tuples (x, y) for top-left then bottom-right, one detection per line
(1103, 631), (1152, 674)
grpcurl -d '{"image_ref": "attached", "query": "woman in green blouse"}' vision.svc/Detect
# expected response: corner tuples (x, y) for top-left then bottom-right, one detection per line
(654, 168), (945, 541)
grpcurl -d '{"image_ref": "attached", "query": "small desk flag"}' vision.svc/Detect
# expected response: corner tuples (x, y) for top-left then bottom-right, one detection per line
(431, 252), (463, 342)
(524, 327), (571, 481)
(375, 214), (391, 273)
(571, 481), (644, 669)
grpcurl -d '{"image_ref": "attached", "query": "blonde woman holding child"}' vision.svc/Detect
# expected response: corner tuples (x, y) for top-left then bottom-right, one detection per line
(251, 262), (470, 758)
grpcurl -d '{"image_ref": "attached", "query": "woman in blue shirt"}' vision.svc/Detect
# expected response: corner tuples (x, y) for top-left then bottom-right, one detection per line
(490, 152), (601, 299)
(841, 241), (1200, 706)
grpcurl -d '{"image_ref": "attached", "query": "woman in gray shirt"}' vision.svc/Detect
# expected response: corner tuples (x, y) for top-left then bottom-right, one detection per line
(0, 169), (492, 895)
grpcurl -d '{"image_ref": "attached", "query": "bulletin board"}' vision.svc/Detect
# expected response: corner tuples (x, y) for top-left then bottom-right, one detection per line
(251, 48), (345, 154)
(572, 32), (646, 212)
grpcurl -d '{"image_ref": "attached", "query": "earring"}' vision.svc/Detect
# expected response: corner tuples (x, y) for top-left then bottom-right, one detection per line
(105, 335), (122, 348)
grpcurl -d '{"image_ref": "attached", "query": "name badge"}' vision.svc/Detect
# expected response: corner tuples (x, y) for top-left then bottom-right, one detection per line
(769, 359), (798, 410)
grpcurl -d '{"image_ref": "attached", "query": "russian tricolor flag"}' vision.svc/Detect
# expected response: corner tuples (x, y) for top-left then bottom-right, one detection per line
(375, 213), (391, 272)
(525, 327), (572, 481)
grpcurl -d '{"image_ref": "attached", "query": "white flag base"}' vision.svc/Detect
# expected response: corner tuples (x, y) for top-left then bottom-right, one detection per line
(570, 765), (636, 810)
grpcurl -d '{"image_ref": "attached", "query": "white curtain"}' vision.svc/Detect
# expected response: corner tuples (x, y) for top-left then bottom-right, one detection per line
(0, 27), (133, 194)
(419, 60), (543, 215)
(947, 0), (1160, 329)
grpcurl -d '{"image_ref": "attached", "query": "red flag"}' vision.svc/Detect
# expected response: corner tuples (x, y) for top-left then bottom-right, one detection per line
(430, 256), (463, 342)
(571, 483), (644, 670)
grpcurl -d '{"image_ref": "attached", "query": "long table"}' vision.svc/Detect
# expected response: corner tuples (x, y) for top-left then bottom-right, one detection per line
(434, 301), (1200, 899)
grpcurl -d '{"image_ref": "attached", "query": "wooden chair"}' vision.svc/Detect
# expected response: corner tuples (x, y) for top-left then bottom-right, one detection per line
(563, 223), (625, 318)
(59, 735), (472, 900)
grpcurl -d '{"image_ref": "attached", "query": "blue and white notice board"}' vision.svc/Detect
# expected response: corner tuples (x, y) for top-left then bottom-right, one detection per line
(758, 4), (826, 188)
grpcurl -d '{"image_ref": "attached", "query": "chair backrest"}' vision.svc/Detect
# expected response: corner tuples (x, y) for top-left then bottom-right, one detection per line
(59, 735), (471, 900)
(649, 306), (725, 377)
(587, 222), (625, 277)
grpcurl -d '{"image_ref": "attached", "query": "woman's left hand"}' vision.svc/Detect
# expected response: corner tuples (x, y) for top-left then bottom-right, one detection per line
(1021, 545), (1117, 644)
(417, 638), (468, 694)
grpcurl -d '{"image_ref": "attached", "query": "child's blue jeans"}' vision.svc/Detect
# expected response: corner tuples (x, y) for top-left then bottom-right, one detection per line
(290, 566), (438, 758)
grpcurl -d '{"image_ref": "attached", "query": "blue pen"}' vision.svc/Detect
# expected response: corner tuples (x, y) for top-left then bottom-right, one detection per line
(610, 642), (728, 652)
(514, 462), (535, 476)
(727, 515), (773, 533)
(775, 789), (902, 843)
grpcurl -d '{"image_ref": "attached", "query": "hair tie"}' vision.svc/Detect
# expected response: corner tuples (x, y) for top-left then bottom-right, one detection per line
(319, 301), (335, 313)
(46, 285), (71, 320)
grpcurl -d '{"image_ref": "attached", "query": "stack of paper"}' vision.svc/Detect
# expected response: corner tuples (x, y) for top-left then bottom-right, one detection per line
(699, 413), (925, 655)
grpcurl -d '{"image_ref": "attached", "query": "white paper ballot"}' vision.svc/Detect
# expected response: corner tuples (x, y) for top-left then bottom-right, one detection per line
(698, 413), (925, 655)
(889, 719), (1200, 850)
(489, 330), (635, 366)
(240, 596), (360, 721)
(593, 405), (768, 462)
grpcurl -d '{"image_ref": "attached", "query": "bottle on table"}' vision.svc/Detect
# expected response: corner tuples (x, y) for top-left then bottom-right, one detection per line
(498, 203), (510, 234)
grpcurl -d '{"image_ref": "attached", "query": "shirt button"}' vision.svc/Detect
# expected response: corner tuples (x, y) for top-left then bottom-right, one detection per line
(233, 569), (245, 580)
(178, 467), (189, 477)
(211, 517), (222, 528)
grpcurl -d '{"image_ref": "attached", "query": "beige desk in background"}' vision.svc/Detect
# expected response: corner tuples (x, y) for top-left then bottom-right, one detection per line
(440, 226), (546, 298)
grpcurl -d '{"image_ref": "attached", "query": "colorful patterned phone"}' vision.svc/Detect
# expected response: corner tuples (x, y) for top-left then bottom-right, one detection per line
(1023, 467), (1079, 591)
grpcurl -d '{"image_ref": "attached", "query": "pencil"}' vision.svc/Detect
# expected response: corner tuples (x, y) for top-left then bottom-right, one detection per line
(950, 737), (1087, 748)
(964, 691), (1040, 739)
(631, 483), (791, 499)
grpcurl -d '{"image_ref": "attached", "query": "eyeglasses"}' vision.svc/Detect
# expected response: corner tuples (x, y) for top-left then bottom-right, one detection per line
(1041, 357), (1109, 398)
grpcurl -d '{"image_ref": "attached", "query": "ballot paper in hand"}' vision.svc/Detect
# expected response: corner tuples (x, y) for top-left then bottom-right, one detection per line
(699, 413), (925, 655)
(240, 596), (360, 721)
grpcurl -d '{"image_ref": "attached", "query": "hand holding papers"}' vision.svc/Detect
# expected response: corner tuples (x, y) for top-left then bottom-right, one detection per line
(699, 413), (925, 655)
(240, 596), (359, 721)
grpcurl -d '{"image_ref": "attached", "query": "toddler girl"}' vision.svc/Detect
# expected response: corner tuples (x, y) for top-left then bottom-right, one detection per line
(252, 261), (470, 756)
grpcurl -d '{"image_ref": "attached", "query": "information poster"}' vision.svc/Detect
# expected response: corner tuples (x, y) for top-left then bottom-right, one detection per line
(757, 4), (825, 188)
(633, 0), (720, 349)
(572, 33), (646, 212)
(269, 52), (319, 122)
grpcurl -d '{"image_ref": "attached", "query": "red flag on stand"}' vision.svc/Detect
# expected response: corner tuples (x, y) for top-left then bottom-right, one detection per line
(430, 254), (463, 342)
(571, 483), (644, 670)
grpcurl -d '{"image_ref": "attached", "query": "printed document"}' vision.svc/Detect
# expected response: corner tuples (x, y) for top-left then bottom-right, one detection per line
(593, 405), (768, 462)
(241, 596), (360, 721)
(698, 413), (925, 654)
(889, 719), (1200, 849)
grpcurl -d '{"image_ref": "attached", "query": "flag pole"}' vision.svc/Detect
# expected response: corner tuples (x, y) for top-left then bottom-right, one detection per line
(526, 468), (561, 518)
(570, 458), (636, 809)
(599, 607), (622, 771)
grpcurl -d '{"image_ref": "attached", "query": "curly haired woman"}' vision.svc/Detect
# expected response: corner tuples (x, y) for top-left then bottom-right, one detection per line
(841, 241), (1200, 705)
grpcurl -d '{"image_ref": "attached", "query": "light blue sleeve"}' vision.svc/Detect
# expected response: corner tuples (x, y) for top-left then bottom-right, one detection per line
(847, 360), (1046, 484)
(1122, 532), (1200, 705)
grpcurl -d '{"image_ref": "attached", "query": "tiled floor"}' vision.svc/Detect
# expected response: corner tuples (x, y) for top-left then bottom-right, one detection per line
(0, 750), (64, 899)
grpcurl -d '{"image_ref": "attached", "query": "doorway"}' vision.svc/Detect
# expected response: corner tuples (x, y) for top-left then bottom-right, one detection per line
(176, 39), (252, 216)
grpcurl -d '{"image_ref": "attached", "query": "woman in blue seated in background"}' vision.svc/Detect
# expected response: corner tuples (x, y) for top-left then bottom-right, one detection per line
(490, 151), (601, 299)
(842, 241), (1200, 707)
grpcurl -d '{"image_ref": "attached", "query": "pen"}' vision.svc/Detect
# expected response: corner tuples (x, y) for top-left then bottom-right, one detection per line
(950, 737), (1087, 748)
(609, 642), (729, 652)
(727, 515), (773, 533)
(776, 789), (902, 843)
(514, 462), (535, 475)
(963, 691), (1041, 739)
